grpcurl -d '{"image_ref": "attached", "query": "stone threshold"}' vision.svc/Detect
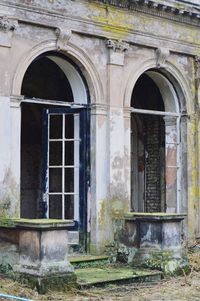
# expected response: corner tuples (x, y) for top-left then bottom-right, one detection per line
(68, 255), (110, 263)
(75, 266), (162, 288)
(68, 255), (110, 268)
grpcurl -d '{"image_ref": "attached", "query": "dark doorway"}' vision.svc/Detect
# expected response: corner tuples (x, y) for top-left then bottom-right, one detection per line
(131, 74), (166, 213)
(21, 55), (74, 218)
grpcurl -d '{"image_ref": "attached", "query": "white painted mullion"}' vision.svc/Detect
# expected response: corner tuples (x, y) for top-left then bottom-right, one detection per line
(131, 107), (181, 117)
(74, 113), (80, 221)
(62, 114), (65, 220)
(47, 113), (50, 219)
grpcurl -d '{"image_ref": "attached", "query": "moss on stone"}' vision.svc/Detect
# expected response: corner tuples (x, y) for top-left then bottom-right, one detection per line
(125, 212), (186, 217)
(133, 248), (189, 276)
(15, 272), (77, 294)
(0, 218), (74, 228)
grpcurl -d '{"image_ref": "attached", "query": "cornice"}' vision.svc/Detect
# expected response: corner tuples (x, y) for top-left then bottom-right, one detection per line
(96, 0), (200, 27)
(1, 0), (200, 56)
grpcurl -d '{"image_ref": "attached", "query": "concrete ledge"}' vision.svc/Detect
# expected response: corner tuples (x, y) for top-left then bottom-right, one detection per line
(0, 218), (74, 229)
(124, 212), (187, 221)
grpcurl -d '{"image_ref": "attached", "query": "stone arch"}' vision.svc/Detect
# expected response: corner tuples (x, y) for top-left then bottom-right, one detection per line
(126, 58), (189, 214)
(124, 57), (191, 113)
(11, 39), (104, 104)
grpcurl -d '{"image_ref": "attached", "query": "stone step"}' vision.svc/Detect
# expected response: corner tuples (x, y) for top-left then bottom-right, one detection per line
(75, 265), (162, 288)
(68, 255), (110, 268)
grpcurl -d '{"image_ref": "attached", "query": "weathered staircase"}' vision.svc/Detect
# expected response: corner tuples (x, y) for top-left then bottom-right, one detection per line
(68, 255), (162, 288)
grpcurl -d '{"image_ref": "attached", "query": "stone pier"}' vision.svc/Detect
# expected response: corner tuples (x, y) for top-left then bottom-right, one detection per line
(0, 219), (76, 292)
(117, 213), (188, 275)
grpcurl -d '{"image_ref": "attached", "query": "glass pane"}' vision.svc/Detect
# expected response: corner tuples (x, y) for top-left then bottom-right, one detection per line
(65, 141), (74, 165)
(65, 114), (74, 139)
(65, 195), (74, 219)
(65, 168), (74, 192)
(50, 115), (62, 139)
(49, 141), (62, 166)
(49, 195), (62, 219)
(49, 168), (62, 192)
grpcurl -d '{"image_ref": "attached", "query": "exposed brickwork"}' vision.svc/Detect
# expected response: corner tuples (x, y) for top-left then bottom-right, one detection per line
(144, 116), (165, 213)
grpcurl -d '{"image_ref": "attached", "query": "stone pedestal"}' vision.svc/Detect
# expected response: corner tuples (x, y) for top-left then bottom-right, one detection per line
(118, 213), (188, 274)
(0, 219), (76, 292)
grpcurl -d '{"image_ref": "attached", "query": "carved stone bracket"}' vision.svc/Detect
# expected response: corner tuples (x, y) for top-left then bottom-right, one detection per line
(55, 28), (72, 51)
(0, 16), (17, 48)
(105, 39), (129, 53)
(105, 39), (129, 66)
(155, 47), (170, 68)
(0, 16), (17, 32)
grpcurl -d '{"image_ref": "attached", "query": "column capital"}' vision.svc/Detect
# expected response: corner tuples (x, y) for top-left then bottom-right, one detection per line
(105, 39), (129, 66)
(123, 107), (132, 119)
(163, 115), (177, 126)
(90, 103), (108, 116)
(10, 95), (24, 108)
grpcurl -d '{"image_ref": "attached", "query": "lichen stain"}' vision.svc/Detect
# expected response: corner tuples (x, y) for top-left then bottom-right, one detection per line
(0, 168), (20, 218)
(187, 118), (199, 200)
(88, 2), (200, 44)
(88, 3), (133, 39)
(110, 196), (129, 219)
(98, 199), (107, 228)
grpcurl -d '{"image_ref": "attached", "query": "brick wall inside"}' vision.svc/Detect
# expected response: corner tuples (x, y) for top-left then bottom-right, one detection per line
(144, 115), (165, 212)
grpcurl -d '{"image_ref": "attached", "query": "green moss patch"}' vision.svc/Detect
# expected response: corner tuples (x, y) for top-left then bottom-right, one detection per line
(0, 218), (74, 228)
(75, 266), (162, 288)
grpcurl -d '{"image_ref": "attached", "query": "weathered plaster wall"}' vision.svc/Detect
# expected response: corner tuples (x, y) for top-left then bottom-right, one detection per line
(0, 0), (199, 249)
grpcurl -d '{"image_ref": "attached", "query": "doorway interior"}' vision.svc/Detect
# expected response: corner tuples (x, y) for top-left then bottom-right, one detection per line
(20, 52), (89, 251)
(130, 71), (180, 213)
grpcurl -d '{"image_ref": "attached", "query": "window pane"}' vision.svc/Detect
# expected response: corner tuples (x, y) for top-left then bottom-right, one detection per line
(49, 195), (62, 219)
(49, 168), (62, 192)
(65, 168), (74, 193)
(65, 141), (74, 165)
(65, 114), (74, 139)
(65, 195), (74, 219)
(49, 141), (62, 166)
(50, 115), (62, 139)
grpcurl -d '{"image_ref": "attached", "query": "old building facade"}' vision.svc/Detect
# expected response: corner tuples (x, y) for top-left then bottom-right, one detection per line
(0, 0), (200, 257)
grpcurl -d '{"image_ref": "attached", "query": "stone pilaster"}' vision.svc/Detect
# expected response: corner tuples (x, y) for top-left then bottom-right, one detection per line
(163, 116), (178, 213)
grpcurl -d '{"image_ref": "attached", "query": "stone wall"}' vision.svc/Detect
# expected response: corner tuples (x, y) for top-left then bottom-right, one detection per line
(0, 0), (199, 250)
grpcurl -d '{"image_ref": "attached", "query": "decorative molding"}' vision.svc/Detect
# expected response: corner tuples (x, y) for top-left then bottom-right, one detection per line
(123, 107), (132, 119)
(105, 39), (129, 66)
(163, 116), (177, 127)
(0, 16), (17, 32)
(96, 0), (200, 27)
(10, 95), (24, 108)
(0, 16), (17, 48)
(91, 103), (108, 116)
(55, 28), (72, 51)
(155, 47), (170, 68)
(105, 39), (129, 53)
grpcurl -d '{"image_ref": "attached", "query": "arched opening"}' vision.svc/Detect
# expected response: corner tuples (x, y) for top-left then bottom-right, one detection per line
(20, 52), (89, 238)
(131, 70), (180, 213)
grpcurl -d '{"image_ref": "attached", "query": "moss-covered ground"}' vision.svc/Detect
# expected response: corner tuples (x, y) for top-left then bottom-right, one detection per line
(0, 251), (200, 300)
